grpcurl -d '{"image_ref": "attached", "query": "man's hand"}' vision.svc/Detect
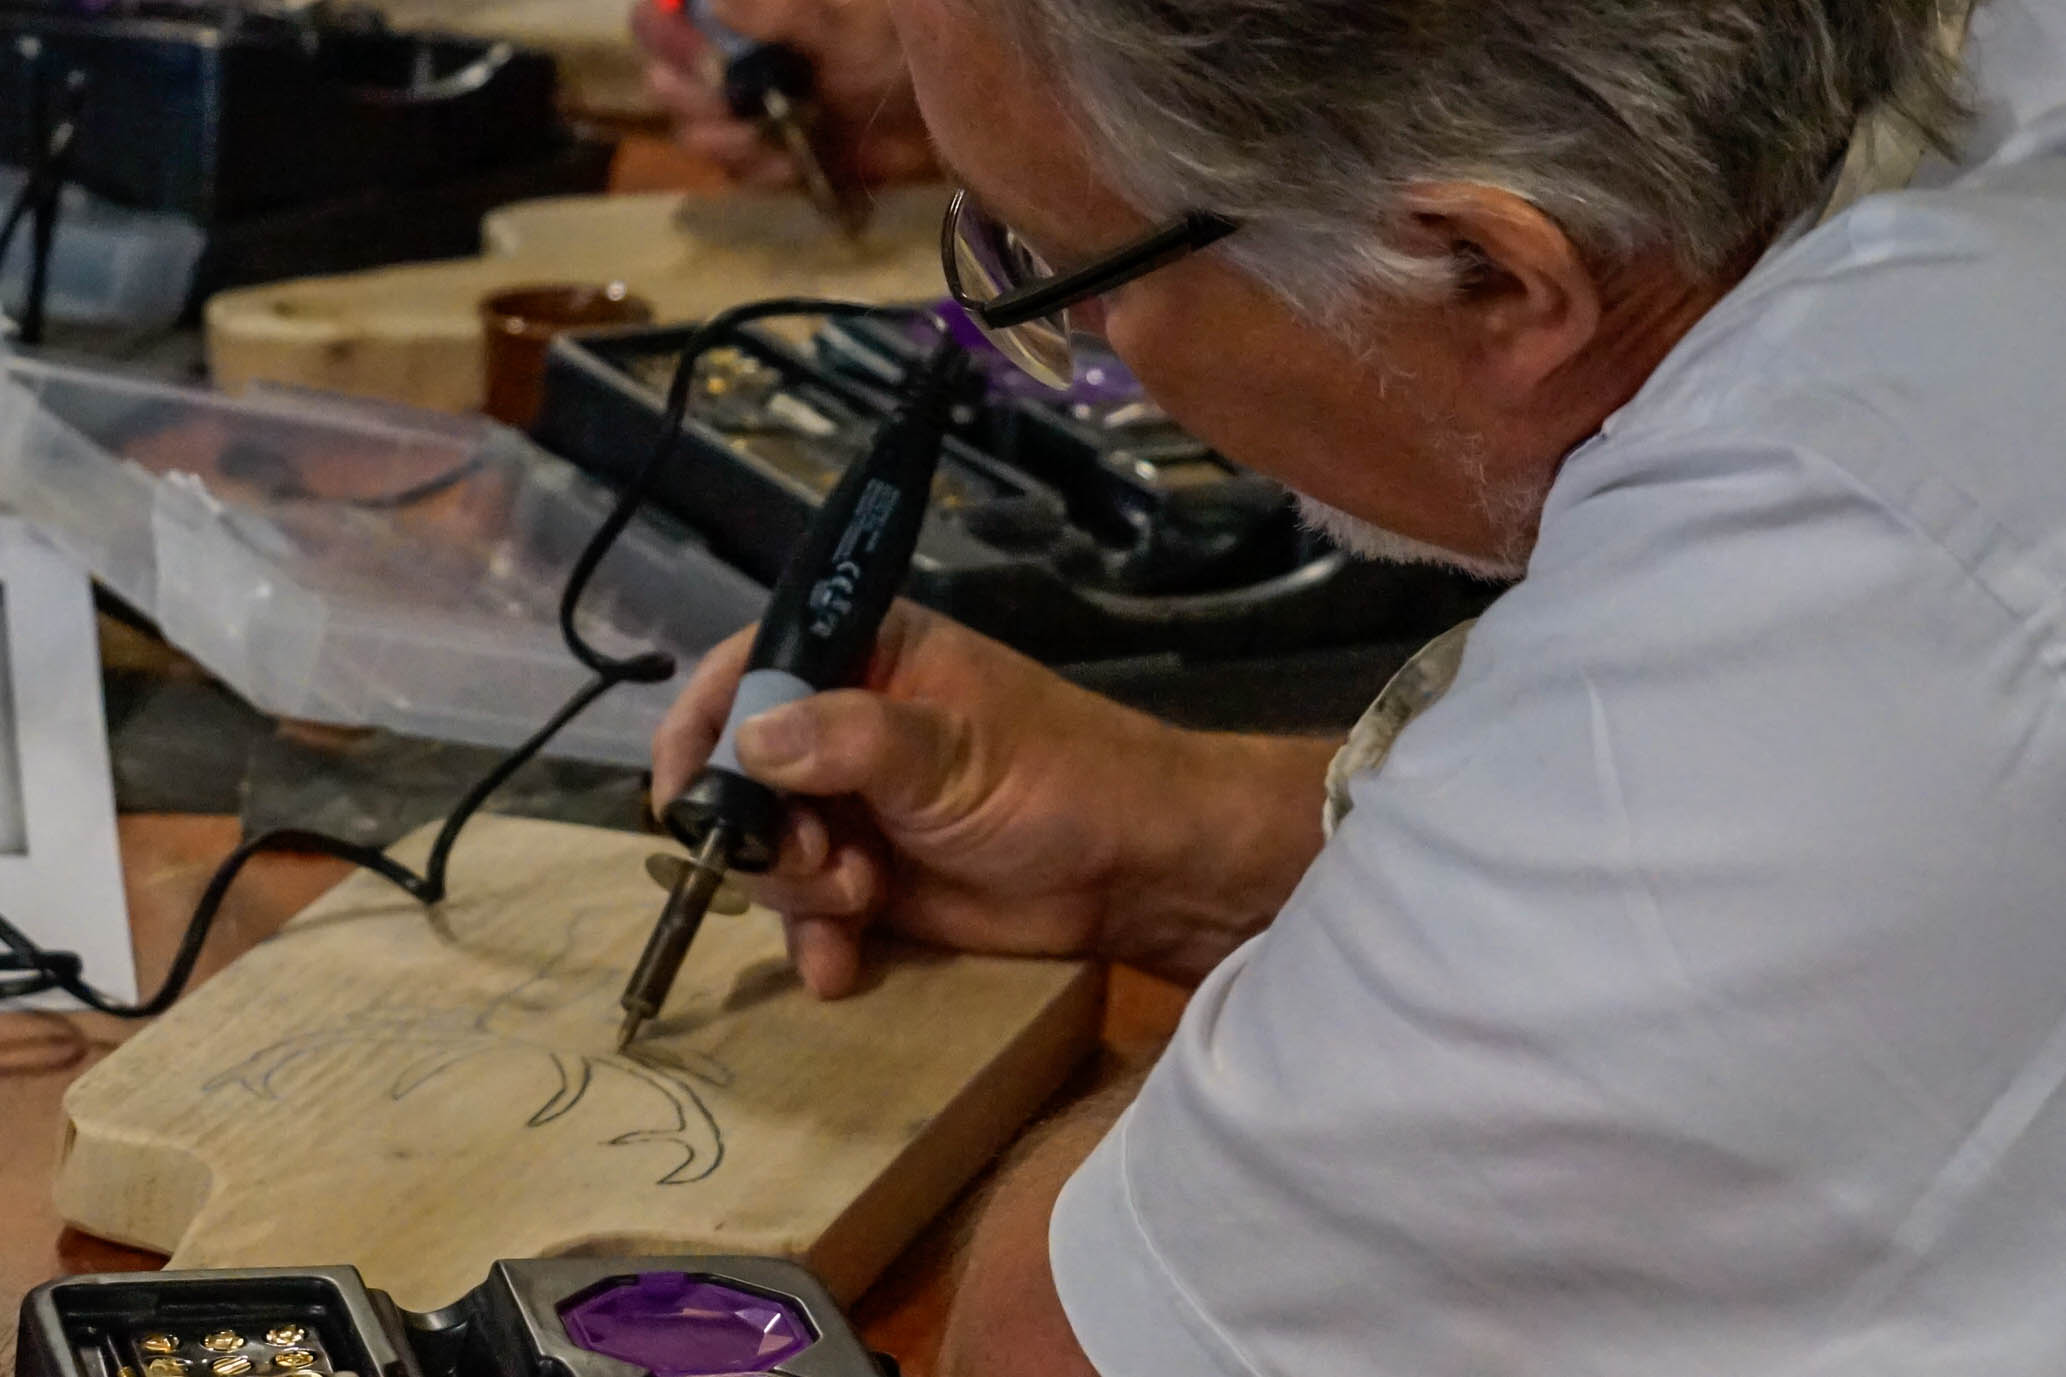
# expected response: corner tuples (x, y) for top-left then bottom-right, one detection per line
(630, 0), (935, 189)
(652, 601), (1335, 995)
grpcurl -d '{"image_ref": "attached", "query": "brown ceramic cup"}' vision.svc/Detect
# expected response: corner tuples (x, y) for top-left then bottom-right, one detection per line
(480, 282), (654, 429)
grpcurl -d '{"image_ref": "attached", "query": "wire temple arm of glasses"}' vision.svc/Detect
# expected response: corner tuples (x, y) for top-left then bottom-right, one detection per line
(952, 203), (1237, 330)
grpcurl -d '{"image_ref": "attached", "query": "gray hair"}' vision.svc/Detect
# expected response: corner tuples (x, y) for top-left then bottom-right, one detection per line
(976, 0), (1966, 320)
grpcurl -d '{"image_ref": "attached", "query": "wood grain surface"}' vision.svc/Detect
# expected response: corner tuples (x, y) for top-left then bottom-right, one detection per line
(0, 816), (353, 1377)
(0, 814), (1188, 1377)
(50, 817), (1100, 1311)
(204, 187), (952, 414)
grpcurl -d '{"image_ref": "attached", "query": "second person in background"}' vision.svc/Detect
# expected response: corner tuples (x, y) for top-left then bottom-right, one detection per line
(631, 0), (934, 189)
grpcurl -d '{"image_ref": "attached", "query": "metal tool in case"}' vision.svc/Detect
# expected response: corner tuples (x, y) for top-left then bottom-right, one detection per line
(17, 1258), (895, 1377)
(536, 313), (1499, 670)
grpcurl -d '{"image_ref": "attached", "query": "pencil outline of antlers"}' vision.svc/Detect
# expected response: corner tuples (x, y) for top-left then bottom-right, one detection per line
(202, 911), (736, 1187)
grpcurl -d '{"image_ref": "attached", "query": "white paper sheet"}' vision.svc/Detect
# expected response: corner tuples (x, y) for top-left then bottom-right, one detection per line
(0, 516), (134, 1007)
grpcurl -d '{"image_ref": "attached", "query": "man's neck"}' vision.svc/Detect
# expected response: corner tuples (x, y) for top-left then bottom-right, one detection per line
(1538, 250), (1752, 462)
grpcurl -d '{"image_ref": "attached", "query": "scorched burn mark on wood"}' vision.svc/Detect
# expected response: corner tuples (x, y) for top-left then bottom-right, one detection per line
(201, 911), (733, 1185)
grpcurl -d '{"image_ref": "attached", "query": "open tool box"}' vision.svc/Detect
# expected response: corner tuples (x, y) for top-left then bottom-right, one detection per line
(537, 316), (1497, 667)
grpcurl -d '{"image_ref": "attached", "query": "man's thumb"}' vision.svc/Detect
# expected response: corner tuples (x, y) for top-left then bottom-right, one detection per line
(734, 690), (969, 823)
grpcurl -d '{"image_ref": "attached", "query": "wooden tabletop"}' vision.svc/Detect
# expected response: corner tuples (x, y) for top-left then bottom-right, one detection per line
(2, 146), (1179, 1376)
(0, 813), (1189, 1377)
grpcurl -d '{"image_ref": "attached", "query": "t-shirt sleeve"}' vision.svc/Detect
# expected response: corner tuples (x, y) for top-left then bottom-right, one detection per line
(1050, 1102), (1258, 1377)
(1049, 425), (2066, 1375)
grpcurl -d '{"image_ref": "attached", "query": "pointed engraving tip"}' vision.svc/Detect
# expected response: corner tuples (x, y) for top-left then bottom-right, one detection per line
(617, 1009), (644, 1052)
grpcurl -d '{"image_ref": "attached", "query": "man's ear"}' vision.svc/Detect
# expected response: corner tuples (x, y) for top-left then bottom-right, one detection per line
(1395, 184), (1601, 402)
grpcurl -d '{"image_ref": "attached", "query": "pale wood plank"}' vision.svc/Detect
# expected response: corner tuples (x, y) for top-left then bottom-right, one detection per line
(54, 816), (1100, 1309)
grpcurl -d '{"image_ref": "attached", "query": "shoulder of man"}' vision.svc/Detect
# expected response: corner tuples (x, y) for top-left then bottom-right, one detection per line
(1051, 165), (2066, 1371)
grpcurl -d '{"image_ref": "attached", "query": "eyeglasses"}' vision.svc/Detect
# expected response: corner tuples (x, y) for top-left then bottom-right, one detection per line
(941, 188), (1237, 388)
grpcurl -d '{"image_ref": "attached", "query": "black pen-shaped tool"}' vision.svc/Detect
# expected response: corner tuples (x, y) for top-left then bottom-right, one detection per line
(617, 826), (733, 1049)
(686, 0), (868, 238)
(617, 340), (965, 1048)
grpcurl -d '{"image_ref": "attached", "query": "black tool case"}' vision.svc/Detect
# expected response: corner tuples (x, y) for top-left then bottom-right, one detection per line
(535, 320), (1497, 669)
(0, 0), (612, 299)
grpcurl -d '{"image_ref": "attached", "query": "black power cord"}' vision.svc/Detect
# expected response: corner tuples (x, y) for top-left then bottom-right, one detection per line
(0, 48), (88, 346)
(0, 295), (926, 1015)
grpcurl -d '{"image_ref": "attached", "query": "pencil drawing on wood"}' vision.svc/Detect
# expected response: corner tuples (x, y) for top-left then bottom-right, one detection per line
(202, 909), (734, 1185)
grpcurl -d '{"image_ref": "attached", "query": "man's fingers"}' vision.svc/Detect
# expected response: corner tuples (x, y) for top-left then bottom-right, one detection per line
(743, 839), (884, 919)
(646, 59), (728, 122)
(735, 690), (973, 826)
(784, 912), (865, 999)
(701, 0), (814, 44)
(630, 2), (707, 69)
(638, 31), (791, 184)
(776, 802), (832, 877)
(631, 0), (813, 62)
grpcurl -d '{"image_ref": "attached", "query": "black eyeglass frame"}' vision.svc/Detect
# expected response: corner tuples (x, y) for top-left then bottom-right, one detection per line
(941, 188), (1239, 329)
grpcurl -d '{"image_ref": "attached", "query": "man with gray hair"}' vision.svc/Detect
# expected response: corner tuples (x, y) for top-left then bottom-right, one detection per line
(644, 0), (2066, 1369)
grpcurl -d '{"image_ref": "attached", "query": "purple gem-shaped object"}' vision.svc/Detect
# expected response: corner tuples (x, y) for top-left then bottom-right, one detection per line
(559, 1272), (816, 1377)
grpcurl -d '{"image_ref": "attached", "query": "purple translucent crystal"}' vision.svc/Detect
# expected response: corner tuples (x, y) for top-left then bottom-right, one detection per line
(559, 1272), (815, 1376)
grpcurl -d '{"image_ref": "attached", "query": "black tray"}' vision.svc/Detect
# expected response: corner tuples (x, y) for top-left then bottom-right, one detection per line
(536, 320), (1498, 671)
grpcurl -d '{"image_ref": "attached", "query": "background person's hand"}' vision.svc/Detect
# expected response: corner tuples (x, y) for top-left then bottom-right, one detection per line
(630, 0), (935, 190)
(652, 602), (1335, 997)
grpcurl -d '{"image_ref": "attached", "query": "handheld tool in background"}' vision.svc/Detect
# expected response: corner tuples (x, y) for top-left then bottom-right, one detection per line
(657, 0), (870, 239)
(617, 334), (967, 1049)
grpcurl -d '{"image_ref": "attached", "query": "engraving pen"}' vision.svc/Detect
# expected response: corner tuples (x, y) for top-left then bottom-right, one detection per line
(666, 0), (870, 239)
(618, 339), (966, 1048)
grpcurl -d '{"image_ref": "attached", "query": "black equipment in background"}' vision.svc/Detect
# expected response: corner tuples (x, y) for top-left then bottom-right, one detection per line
(536, 314), (1500, 672)
(0, 36), (87, 343)
(0, 0), (612, 312)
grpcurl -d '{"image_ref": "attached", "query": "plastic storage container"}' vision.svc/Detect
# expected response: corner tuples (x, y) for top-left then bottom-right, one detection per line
(0, 168), (206, 328)
(0, 355), (766, 764)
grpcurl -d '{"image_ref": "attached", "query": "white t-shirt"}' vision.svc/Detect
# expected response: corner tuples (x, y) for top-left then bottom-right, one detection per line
(1050, 2), (2066, 1373)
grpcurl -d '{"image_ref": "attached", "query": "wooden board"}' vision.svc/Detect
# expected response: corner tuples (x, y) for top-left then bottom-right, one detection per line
(53, 816), (1100, 1309)
(204, 186), (952, 415)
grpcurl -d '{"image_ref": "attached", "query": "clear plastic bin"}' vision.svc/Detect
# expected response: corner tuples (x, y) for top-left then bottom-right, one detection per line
(0, 356), (767, 764)
(0, 167), (207, 329)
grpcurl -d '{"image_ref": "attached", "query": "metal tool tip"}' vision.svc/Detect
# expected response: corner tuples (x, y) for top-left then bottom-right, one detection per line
(617, 1009), (645, 1051)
